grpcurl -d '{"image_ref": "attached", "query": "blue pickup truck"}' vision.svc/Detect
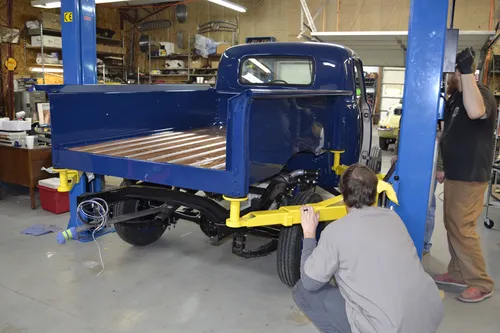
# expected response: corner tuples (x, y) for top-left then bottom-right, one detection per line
(48, 42), (379, 286)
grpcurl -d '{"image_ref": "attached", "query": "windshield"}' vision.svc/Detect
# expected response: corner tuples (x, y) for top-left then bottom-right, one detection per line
(240, 57), (313, 86)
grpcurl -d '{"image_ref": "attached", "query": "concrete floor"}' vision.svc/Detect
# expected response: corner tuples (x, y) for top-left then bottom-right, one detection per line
(1, 149), (500, 332)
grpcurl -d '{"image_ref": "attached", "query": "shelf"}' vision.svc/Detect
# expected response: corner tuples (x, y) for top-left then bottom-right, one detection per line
(192, 74), (217, 77)
(28, 63), (63, 67)
(193, 68), (218, 71)
(96, 49), (125, 56)
(151, 74), (189, 77)
(28, 27), (61, 36)
(28, 27), (122, 47)
(150, 54), (189, 59)
(153, 68), (190, 71)
(27, 45), (62, 51)
(98, 65), (132, 70)
(96, 36), (122, 47)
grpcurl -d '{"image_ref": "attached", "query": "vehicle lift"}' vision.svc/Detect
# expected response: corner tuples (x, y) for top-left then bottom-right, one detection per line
(55, 0), (448, 258)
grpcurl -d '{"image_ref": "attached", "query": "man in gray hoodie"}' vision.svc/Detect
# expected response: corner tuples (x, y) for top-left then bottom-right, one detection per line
(293, 164), (443, 333)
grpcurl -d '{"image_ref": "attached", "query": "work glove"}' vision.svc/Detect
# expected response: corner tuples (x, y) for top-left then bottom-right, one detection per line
(456, 47), (475, 75)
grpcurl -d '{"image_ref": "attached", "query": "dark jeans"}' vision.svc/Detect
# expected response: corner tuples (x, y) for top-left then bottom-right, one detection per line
(292, 280), (352, 333)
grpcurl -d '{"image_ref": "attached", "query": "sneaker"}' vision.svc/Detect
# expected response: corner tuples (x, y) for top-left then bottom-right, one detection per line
(423, 251), (430, 258)
(457, 287), (493, 303)
(433, 272), (467, 288)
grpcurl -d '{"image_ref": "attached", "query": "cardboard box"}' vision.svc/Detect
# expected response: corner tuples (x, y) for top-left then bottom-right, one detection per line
(38, 12), (61, 31)
(216, 43), (230, 55)
(189, 58), (209, 69)
(211, 60), (220, 69)
(31, 35), (62, 48)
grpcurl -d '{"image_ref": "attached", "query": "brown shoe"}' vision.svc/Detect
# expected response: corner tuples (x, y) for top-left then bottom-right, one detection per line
(458, 287), (493, 303)
(433, 272), (467, 288)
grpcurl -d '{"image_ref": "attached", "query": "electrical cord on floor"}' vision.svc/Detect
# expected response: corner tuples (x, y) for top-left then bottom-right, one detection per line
(76, 198), (109, 277)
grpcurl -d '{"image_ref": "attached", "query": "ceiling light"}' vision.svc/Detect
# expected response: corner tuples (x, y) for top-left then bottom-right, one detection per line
(31, 0), (126, 9)
(31, 1), (60, 8)
(208, 0), (246, 13)
(249, 58), (270, 73)
(242, 73), (262, 84)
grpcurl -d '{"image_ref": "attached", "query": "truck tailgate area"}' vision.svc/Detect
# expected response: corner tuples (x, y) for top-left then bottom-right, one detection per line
(69, 127), (227, 170)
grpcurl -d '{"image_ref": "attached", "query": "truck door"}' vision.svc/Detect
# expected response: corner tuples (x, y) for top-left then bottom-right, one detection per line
(354, 59), (372, 164)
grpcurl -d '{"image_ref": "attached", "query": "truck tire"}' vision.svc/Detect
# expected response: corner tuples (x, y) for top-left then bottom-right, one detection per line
(113, 199), (167, 246)
(277, 191), (323, 287)
(379, 137), (389, 150)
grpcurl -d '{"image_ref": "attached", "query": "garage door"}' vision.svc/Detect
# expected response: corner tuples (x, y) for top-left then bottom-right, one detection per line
(380, 67), (405, 121)
(311, 30), (493, 67)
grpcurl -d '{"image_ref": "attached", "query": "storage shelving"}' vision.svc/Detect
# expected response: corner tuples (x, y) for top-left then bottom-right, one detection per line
(146, 35), (220, 84)
(25, 22), (126, 84)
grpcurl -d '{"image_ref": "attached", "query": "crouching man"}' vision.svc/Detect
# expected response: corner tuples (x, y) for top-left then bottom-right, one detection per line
(293, 164), (443, 333)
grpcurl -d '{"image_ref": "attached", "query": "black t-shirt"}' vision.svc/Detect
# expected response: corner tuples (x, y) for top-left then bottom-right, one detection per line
(440, 84), (497, 182)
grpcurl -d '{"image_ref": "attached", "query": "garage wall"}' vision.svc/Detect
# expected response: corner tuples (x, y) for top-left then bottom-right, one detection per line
(131, 0), (494, 72)
(0, 2), (121, 105)
(1, 3), (121, 75)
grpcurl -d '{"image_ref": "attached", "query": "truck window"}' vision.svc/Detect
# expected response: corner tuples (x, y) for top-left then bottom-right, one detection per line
(240, 57), (313, 86)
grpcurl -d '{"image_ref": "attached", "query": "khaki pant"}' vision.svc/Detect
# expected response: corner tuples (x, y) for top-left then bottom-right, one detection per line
(443, 180), (494, 292)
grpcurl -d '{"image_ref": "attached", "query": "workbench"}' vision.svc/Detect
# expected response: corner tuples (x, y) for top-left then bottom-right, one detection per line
(0, 145), (52, 209)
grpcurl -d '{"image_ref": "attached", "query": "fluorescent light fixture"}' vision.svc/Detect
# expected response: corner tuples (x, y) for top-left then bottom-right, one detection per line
(208, 0), (246, 13)
(32, 0), (125, 8)
(249, 58), (271, 73)
(242, 73), (263, 84)
(31, 67), (64, 73)
(32, 1), (59, 8)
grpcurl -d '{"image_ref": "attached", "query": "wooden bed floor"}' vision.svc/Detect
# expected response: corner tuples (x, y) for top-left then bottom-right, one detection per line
(69, 127), (227, 170)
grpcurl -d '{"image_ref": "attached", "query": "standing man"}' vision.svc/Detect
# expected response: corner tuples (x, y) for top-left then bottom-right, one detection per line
(293, 164), (443, 333)
(434, 47), (496, 303)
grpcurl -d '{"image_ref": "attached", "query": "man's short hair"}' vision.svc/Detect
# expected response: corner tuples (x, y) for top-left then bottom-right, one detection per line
(340, 164), (378, 208)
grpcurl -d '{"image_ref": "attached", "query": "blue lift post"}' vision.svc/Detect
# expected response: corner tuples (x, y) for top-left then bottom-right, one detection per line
(395, 0), (448, 257)
(60, 0), (104, 237)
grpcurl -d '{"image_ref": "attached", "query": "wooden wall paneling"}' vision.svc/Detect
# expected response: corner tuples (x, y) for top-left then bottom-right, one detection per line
(450, 0), (492, 30)
(0, 1), (122, 105)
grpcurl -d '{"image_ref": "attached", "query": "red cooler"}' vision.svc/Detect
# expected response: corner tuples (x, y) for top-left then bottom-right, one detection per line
(38, 178), (70, 214)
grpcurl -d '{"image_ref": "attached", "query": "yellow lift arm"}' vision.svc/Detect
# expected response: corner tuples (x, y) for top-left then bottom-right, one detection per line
(224, 181), (397, 228)
(224, 151), (397, 229)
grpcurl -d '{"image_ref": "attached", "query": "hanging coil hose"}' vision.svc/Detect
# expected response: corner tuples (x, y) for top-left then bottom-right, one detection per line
(76, 198), (109, 228)
(56, 198), (110, 276)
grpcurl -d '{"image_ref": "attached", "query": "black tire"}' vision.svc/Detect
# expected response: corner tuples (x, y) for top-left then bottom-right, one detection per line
(379, 137), (389, 150)
(113, 199), (167, 246)
(277, 191), (323, 287)
(484, 218), (495, 229)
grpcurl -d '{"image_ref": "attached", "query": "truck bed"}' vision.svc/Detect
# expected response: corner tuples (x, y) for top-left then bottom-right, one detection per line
(69, 127), (227, 170)
(49, 86), (352, 197)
